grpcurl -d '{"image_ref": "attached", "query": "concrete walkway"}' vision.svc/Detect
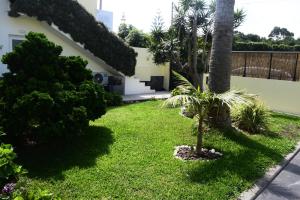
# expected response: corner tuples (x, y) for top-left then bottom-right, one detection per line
(122, 91), (171, 102)
(255, 150), (300, 200)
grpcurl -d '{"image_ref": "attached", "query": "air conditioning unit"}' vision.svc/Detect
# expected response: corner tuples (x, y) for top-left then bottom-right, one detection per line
(92, 72), (109, 86)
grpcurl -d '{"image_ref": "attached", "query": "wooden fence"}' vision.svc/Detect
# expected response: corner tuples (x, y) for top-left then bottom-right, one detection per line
(232, 51), (300, 81)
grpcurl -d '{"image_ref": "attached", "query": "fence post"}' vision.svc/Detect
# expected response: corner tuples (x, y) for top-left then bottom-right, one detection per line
(293, 53), (299, 81)
(268, 53), (273, 79)
(243, 53), (247, 77)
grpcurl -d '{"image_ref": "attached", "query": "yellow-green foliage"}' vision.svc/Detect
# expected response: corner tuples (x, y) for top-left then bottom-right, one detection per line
(233, 101), (270, 133)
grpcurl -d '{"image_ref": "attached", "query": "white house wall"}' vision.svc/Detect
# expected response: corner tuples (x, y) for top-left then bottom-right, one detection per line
(0, 0), (111, 76)
(133, 47), (170, 91)
(230, 76), (300, 116)
(124, 76), (155, 95)
(77, 0), (99, 17)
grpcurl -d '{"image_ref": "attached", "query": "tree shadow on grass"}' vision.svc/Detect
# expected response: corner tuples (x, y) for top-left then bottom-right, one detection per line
(188, 128), (284, 185)
(16, 126), (114, 181)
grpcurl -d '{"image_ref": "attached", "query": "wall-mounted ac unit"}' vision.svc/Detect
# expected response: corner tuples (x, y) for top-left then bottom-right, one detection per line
(92, 72), (109, 86)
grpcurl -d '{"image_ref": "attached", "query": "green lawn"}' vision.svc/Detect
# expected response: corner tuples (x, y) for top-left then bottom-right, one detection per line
(17, 101), (300, 199)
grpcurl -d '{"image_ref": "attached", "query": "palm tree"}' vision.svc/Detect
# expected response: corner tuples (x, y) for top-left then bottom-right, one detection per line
(163, 72), (253, 155)
(208, 0), (235, 127)
(171, 0), (208, 89)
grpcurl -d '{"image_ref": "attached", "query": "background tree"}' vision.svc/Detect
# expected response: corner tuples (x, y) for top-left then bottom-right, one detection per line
(208, 0), (235, 128)
(149, 0), (210, 89)
(117, 23), (134, 40)
(269, 26), (294, 41)
(234, 31), (262, 43)
(0, 32), (106, 143)
(118, 23), (150, 48)
(125, 29), (151, 48)
(149, 0), (245, 89)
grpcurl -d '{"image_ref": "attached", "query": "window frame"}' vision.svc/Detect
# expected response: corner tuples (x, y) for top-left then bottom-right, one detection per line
(9, 34), (25, 51)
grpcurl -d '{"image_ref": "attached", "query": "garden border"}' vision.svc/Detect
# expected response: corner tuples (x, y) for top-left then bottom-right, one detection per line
(238, 141), (300, 200)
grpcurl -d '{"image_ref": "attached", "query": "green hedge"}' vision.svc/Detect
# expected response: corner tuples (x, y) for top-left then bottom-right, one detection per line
(233, 42), (271, 51)
(233, 42), (299, 52)
(9, 0), (137, 76)
(294, 45), (300, 51)
(272, 44), (294, 51)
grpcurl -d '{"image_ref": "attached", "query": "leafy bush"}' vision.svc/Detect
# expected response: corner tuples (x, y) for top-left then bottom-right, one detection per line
(9, 0), (136, 76)
(294, 45), (300, 51)
(272, 44), (294, 51)
(104, 92), (123, 107)
(233, 41), (298, 52)
(233, 42), (272, 51)
(232, 102), (270, 133)
(12, 188), (60, 200)
(0, 144), (25, 187)
(0, 32), (106, 142)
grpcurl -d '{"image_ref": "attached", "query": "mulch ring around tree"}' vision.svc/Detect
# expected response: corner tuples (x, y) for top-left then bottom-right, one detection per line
(174, 145), (223, 161)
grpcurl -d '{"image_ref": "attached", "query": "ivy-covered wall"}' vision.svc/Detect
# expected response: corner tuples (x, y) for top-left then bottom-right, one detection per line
(8, 0), (137, 76)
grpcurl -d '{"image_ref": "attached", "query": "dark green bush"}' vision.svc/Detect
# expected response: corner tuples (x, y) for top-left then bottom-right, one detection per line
(104, 92), (123, 107)
(272, 44), (294, 51)
(233, 42), (272, 51)
(9, 0), (137, 76)
(294, 45), (300, 51)
(0, 32), (106, 142)
(232, 102), (269, 133)
(233, 41), (298, 52)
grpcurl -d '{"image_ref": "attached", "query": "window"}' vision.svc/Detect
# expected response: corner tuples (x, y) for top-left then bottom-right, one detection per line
(9, 35), (25, 51)
(12, 39), (24, 49)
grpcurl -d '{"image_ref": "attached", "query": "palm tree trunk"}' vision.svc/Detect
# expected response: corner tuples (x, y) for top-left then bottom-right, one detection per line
(191, 13), (203, 91)
(208, 0), (235, 128)
(196, 117), (203, 155)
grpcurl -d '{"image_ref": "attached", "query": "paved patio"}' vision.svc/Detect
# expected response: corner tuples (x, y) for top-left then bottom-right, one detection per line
(122, 91), (171, 102)
(255, 150), (300, 200)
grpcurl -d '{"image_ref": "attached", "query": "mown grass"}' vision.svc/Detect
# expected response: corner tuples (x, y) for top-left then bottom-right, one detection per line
(17, 101), (300, 199)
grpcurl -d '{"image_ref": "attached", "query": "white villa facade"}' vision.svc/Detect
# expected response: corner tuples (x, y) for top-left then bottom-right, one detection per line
(0, 0), (169, 95)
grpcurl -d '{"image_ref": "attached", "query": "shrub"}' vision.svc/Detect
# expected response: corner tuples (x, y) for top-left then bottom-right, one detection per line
(0, 32), (106, 142)
(294, 45), (300, 51)
(104, 92), (123, 107)
(233, 41), (300, 52)
(0, 144), (25, 187)
(12, 187), (60, 200)
(272, 44), (294, 51)
(232, 102), (269, 133)
(233, 42), (272, 51)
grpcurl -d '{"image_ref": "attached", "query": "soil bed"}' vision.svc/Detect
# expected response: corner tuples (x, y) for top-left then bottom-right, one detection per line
(174, 145), (223, 161)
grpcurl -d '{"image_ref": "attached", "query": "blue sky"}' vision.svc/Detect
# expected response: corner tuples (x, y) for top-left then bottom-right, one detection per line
(102, 0), (300, 38)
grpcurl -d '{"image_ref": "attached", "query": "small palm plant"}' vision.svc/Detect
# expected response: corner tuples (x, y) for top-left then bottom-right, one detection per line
(163, 72), (254, 155)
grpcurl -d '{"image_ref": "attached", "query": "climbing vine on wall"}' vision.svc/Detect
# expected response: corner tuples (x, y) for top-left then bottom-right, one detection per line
(9, 0), (137, 76)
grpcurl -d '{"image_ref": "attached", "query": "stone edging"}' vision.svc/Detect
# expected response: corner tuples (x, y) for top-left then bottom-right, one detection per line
(238, 141), (300, 200)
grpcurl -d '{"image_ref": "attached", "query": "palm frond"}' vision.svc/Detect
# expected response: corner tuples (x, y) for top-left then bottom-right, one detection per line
(234, 9), (246, 29)
(215, 90), (256, 109)
(162, 94), (200, 109)
(172, 71), (196, 91)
